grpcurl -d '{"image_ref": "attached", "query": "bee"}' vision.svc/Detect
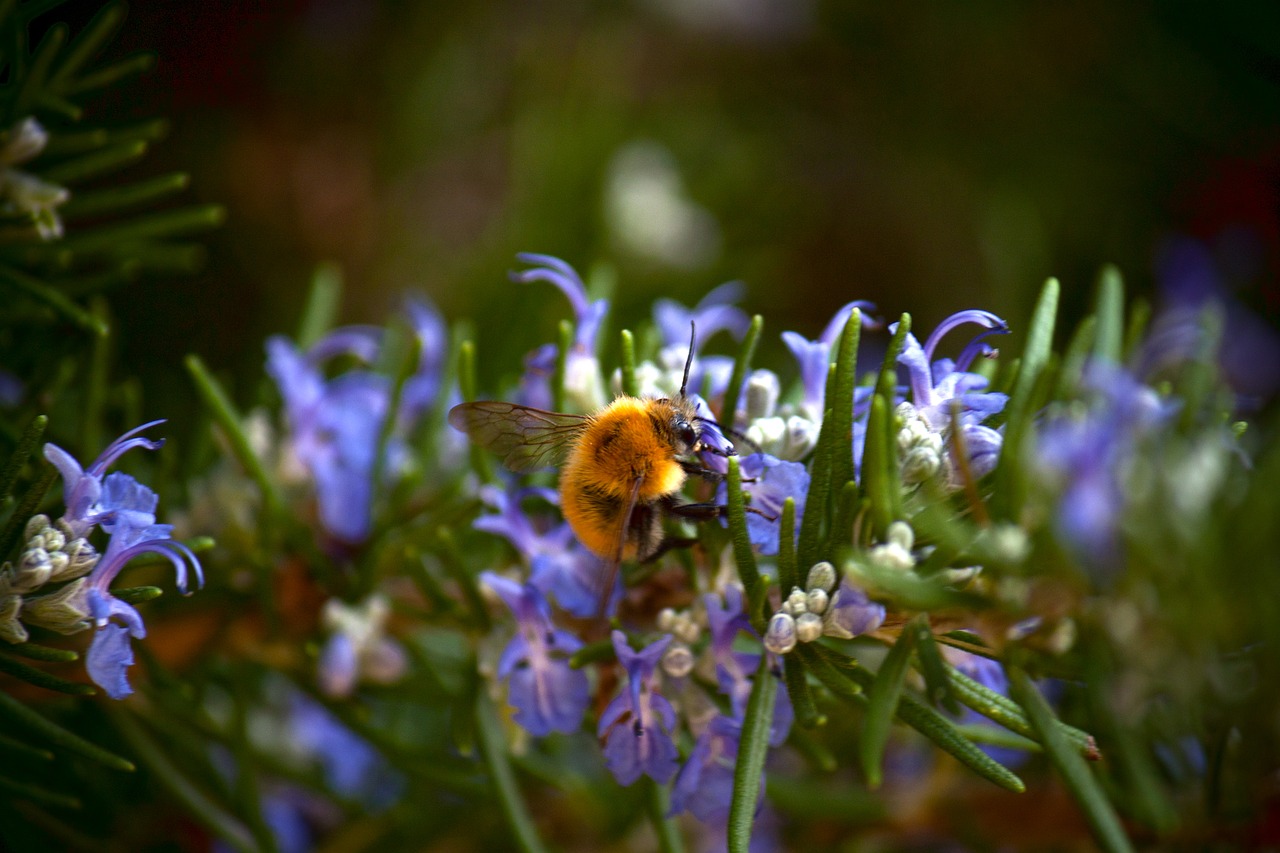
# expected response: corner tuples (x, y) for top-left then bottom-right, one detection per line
(448, 326), (755, 609)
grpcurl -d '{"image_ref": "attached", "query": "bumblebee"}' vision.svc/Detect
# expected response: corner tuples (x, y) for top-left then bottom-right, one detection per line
(448, 328), (743, 591)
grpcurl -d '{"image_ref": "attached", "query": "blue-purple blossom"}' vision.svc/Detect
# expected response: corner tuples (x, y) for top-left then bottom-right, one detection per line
(781, 301), (877, 422)
(475, 484), (620, 618)
(823, 577), (885, 639)
(598, 630), (680, 784)
(398, 295), (449, 424)
(267, 330), (391, 543)
(669, 714), (745, 823)
(511, 253), (608, 412)
(706, 586), (793, 746)
(1034, 362), (1178, 576)
(711, 452), (808, 556)
(316, 595), (407, 698)
(83, 518), (203, 699)
(895, 310), (1009, 483)
(481, 572), (589, 736)
(44, 420), (166, 538)
(654, 281), (750, 349)
(286, 689), (405, 807)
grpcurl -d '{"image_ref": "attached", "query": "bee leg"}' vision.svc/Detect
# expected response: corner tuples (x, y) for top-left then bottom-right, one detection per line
(678, 460), (759, 485)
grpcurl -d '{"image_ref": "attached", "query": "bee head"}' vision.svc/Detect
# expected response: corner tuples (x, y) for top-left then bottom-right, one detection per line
(673, 413), (699, 455)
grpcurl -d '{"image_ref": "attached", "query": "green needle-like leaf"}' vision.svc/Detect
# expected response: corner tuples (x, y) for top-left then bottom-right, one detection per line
(783, 654), (824, 729)
(726, 455), (763, 624)
(0, 466), (56, 558)
(862, 392), (900, 536)
(619, 328), (638, 397)
(720, 314), (763, 427)
(728, 653), (778, 853)
(913, 618), (960, 714)
(0, 263), (107, 334)
(475, 690), (550, 853)
(552, 319), (571, 414)
(4, 641), (78, 662)
(0, 651), (95, 695)
(0, 413), (47, 502)
(50, 1), (126, 85)
(797, 407), (834, 569)
(295, 262), (343, 348)
(776, 497), (799, 594)
(0, 690), (134, 771)
(949, 663), (1099, 759)
(861, 624), (915, 788)
(1009, 667), (1133, 852)
(876, 313), (910, 400)
(825, 308), (862, 497)
(0, 773), (81, 810)
(1093, 265), (1124, 364)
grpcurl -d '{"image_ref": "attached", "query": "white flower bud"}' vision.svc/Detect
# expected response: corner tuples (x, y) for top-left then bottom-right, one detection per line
(886, 521), (914, 552)
(657, 607), (678, 633)
(795, 612), (824, 643)
(13, 548), (52, 592)
(661, 643), (695, 678)
(901, 445), (942, 483)
(59, 538), (99, 581)
(22, 514), (50, 543)
(783, 587), (808, 616)
(21, 577), (90, 635)
(805, 587), (829, 616)
(674, 616), (701, 646)
(745, 370), (781, 421)
(40, 528), (66, 553)
(764, 612), (797, 655)
(806, 561), (836, 593)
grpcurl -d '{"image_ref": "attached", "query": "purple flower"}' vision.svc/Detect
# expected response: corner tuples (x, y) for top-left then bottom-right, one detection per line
(286, 689), (404, 808)
(895, 310), (1010, 483)
(598, 631), (680, 784)
(481, 572), (589, 736)
(83, 518), (203, 699)
(781, 301), (877, 421)
(705, 586), (792, 746)
(823, 578), (885, 639)
(711, 453), (808, 556)
(398, 295), (449, 424)
(267, 331), (389, 543)
(43, 420), (167, 538)
(653, 281), (750, 349)
(510, 253), (608, 411)
(669, 714), (745, 823)
(476, 485), (620, 618)
(1034, 362), (1178, 577)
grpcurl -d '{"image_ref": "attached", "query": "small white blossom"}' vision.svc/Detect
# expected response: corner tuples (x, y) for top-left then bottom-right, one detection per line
(794, 612), (824, 643)
(764, 612), (797, 655)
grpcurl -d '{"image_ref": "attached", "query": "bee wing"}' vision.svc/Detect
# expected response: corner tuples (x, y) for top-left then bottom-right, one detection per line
(447, 401), (589, 473)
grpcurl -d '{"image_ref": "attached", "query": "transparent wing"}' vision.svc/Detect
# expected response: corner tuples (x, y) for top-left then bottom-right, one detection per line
(447, 401), (589, 473)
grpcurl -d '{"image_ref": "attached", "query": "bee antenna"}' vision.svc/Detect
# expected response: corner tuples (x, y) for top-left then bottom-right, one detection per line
(680, 321), (696, 397)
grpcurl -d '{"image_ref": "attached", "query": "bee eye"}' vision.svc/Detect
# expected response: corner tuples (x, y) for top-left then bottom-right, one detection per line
(679, 423), (697, 447)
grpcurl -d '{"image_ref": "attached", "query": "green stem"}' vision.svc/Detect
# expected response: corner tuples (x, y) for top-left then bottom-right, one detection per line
(727, 654), (778, 853)
(474, 691), (550, 853)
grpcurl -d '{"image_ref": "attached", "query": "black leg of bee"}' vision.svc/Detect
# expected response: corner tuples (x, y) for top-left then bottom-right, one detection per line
(663, 498), (777, 523)
(678, 460), (760, 485)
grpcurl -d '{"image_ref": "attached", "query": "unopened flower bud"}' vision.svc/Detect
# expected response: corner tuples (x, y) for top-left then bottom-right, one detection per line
(806, 561), (836, 593)
(805, 587), (829, 615)
(59, 538), (98, 581)
(795, 612), (824, 643)
(745, 370), (780, 421)
(901, 446), (942, 483)
(783, 587), (808, 616)
(21, 577), (90, 635)
(673, 616), (700, 646)
(764, 612), (796, 655)
(39, 528), (66, 553)
(656, 607), (678, 633)
(661, 643), (695, 678)
(22, 514), (50, 543)
(14, 548), (52, 591)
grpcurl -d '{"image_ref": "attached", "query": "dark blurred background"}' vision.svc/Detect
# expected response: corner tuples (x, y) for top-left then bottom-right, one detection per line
(86, 1), (1280, 406)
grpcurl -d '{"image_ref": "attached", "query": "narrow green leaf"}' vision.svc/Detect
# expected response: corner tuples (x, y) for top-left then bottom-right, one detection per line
(60, 52), (154, 95)
(829, 479), (860, 554)
(993, 278), (1059, 518)
(776, 497), (798, 594)
(912, 618), (960, 714)
(568, 637), (616, 669)
(787, 724), (837, 773)
(0, 652), (95, 695)
(1122, 297), (1151, 362)
(861, 624), (915, 788)
(0, 690), (134, 771)
(1093, 265), (1124, 363)
(185, 354), (285, 520)
(876, 313), (911, 399)
(619, 329), (638, 397)
(50, 1), (126, 84)
(14, 21), (67, 116)
(0, 414), (47, 502)
(647, 777), (685, 853)
(862, 392), (899, 536)
(783, 655), (824, 729)
(435, 527), (490, 631)
(796, 408), (834, 569)
(826, 308), (862, 496)
(794, 643), (864, 705)
(62, 172), (190, 219)
(457, 338), (496, 484)
(475, 690), (551, 853)
(1054, 315), (1096, 399)
(0, 772), (81, 810)
(1009, 667), (1133, 852)
(728, 654), (778, 853)
(1177, 304), (1225, 432)
(41, 140), (148, 185)
(58, 204), (225, 253)
(725, 455), (763, 625)
(552, 319), (571, 414)
(953, 723), (1042, 754)
(4, 641), (78, 662)
(0, 263), (107, 334)
(720, 314), (763, 427)
(112, 585), (163, 605)
(949, 663), (1098, 759)
(295, 262), (343, 348)
(0, 731), (55, 761)
(0, 467), (57, 558)
(109, 708), (256, 853)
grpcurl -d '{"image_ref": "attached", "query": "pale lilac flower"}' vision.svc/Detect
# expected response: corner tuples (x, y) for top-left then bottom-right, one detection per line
(398, 295), (449, 424)
(43, 420), (167, 538)
(781, 300), (877, 422)
(286, 689), (404, 807)
(481, 572), (589, 736)
(598, 631), (680, 784)
(823, 578), (885, 639)
(511, 254), (608, 412)
(316, 595), (407, 698)
(711, 452), (808, 556)
(83, 519), (203, 699)
(705, 586), (792, 745)
(668, 714), (745, 823)
(654, 281), (751, 349)
(475, 484), (619, 619)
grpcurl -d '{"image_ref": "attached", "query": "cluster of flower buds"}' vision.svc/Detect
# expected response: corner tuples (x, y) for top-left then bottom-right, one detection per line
(0, 118), (69, 240)
(896, 401), (946, 484)
(0, 514), (100, 643)
(656, 604), (704, 677)
(764, 561), (886, 654)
